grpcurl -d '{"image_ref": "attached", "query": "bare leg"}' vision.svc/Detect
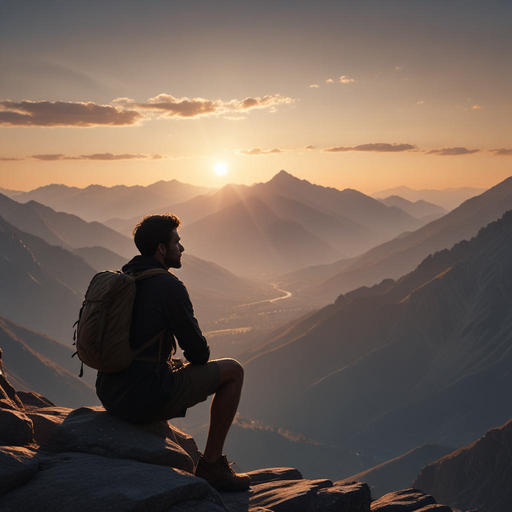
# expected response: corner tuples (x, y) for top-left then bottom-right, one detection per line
(203, 358), (244, 463)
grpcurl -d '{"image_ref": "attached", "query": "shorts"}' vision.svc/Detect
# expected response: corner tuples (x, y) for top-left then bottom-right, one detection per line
(152, 360), (221, 421)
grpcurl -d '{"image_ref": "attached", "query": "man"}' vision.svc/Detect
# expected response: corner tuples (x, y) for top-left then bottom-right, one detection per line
(96, 213), (250, 491)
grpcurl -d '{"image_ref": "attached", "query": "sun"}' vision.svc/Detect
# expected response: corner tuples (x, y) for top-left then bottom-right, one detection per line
(214, 162), (228, 176)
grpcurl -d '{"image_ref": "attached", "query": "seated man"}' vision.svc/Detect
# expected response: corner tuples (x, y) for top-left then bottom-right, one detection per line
(96, 213), (250, 491)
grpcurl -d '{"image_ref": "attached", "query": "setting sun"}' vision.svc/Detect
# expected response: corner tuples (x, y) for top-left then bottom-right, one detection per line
(214, 162), (228, 176)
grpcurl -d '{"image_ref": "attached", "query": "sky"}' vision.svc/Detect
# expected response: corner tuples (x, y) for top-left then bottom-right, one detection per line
(0, 0), (511, 193)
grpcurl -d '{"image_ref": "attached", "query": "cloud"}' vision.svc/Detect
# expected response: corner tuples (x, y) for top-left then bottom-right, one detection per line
(31, 153), (166, 161)
(394, 66), (403, 71)
(417, 100), (425, 105)
(325, 78), (334, 83)
(304, 145), (315, 150)
(237, 147), (283, 156)
(472, 104), (483, 110)
(324, 143), (416, 153)
(115, 93), (296, 119)
(338, 75), (356, 84)
(427, 147), (479, 156)
(0, 100), (142, 127)
(490, 148), (512, 156)
(309, 84), (319, 88)
(0, 157), (24, 161)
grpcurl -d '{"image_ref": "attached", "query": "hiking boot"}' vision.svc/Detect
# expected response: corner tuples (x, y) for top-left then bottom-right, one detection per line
(194, 455), (251, 492)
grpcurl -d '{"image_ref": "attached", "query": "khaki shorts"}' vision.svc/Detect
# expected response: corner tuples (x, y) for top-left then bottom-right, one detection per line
(152, 360), (221, 421)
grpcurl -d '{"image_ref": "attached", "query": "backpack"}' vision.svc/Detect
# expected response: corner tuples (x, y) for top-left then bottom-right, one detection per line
(73, 268), (170, 375)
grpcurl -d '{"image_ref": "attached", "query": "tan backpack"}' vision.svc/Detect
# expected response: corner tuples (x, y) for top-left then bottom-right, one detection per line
(73, 268), (170, 375)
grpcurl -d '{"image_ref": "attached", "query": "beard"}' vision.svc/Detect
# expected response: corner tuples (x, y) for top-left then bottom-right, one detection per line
(165, 253), (182, 269)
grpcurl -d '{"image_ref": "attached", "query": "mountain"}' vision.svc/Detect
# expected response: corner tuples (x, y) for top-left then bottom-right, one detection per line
(0, 187), (23, 198)
(300, 175), (512, 302)
(180, 195), (343, 275)
(0, 215), (91, 342)
(340, 444), (454, 499)
(372, 185), (485, 211)
(413, 419), (512, 512)
(0, 317), (97, 408)
(15, 180), (214, 222)
(240, 209), (512, 466)
(0, 193), (135, 257)
(379, 196), (447, 220)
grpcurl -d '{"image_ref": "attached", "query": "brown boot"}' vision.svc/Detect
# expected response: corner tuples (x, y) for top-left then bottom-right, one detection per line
(194, 455), (251, 492)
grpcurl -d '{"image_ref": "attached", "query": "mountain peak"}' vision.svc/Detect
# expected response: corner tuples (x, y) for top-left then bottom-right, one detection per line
(270, 170), (299, 182)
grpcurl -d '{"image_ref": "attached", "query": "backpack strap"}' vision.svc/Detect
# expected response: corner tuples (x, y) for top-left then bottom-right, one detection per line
(134, 268), (170, 281)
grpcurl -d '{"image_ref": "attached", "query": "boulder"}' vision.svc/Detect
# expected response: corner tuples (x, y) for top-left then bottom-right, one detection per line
(221, 477), (371, 512)
(0, 446), (39, 495)
(0, 408), (34, 446)
(0, 349), (24, 411)
(0, 452), (226, 512)
(48, 406), (194, 472)
(16, 391), (56, 409)
(248, 467), (303, 484)
(26, 407), (71, 446)
(370, 489), (449, 511)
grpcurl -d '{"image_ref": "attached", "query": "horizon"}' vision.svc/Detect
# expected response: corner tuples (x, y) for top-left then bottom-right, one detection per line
(1, 1), (511, 193)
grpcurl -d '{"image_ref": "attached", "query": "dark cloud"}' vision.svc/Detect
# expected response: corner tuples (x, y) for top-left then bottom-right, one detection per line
(490, 148), (512, 156)
(304, 145), (315, 150)
(427, 147), (479, 156)
(324, 143), (416, 153)
(238, 148), (283, 156)
(31, 153), (165, 161)
(115, 93), (295, 119)
(0, 100), (142, 127)
(0, 157), (24, 161)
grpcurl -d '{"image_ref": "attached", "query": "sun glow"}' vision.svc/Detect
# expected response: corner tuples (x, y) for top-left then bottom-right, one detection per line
(214, 162), (228, 176)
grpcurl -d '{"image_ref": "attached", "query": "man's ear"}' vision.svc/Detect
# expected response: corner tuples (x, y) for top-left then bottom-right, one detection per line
(157, 243), (167, 255)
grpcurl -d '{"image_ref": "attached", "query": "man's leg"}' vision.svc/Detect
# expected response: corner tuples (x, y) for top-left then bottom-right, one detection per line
(202, 358), (244, 463)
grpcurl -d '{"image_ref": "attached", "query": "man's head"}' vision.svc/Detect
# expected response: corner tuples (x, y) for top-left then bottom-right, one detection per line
(133, 213), (184, 269)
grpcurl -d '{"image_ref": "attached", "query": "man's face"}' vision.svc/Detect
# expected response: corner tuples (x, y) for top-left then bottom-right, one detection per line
(163, 229), (184, 269)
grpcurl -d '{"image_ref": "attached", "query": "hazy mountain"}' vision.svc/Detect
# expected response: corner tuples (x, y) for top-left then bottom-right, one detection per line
(73, 246), (127, 272)
(379, 196), (447, 220)
(15, 180), (214, 222)
(181, 195), (343, 275)
(414, 419), (512, 512)
(340, 444), (454, 499)
(0, 193), (135, 257)
(0, 187), (23, 198)
(241, 210), (512, 464)
(303, 175), (512, 302)
(0, 315), (98, 407)
(372, 185), (485, 211)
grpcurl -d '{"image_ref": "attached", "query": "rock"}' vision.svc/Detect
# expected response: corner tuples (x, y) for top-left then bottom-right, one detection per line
(0, 446), (39, 495)
(371, 488), (443, 511)
(48, 406), (194, 472)
(221, 478), (371, 512)
(0, 349), (24, 411)
(414, 506), (452, 512)
(0, 452), (226, 512)
(16, 391), (56, 409)
(0, 409), (34, 446)
(26, 407), (71, 446)
(248, 467), (303, 484)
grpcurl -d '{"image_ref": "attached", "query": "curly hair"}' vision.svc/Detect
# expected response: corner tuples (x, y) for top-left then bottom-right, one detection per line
(132, 213), (181, 256)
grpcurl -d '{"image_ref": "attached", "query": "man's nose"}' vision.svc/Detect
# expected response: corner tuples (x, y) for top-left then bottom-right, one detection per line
(179, 243), (185, 253)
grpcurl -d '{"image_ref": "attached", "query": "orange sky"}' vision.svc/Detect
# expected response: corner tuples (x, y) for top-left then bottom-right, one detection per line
(1, 1), (511, 194)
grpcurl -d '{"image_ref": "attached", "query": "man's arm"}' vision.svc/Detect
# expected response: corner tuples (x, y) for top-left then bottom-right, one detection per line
(165, 278), (210, 364)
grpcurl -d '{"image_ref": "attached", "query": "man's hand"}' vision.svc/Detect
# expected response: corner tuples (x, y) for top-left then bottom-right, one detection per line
(170, 357), (184, 370)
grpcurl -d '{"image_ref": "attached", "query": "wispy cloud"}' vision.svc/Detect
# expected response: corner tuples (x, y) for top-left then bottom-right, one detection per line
(31, 153), (166, 161)
(338, 75), (356, 84)
(304, 145), (315, 150)
(324, 143), (416, 153)
(309, 84), (319, 88)
(490, 148), (512, 156)
(426, 147), (480, 156)
(115, 93), (295, 119)
(325, 78), (334, 84)
(471, 104), (483, 110)
(0, 157), (24, 161)
(237, 147), (283, 156)
(0, 100), (142, 127)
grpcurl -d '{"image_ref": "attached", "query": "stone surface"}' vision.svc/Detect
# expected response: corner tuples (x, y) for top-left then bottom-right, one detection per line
(0, 446), (39, 495)
(0, 408), (34, 446)
(26, 408), (70, 446)
(48, 406), (194, 472)
(371, 488), (441, 511)
(16, 391), (56, 408)
(0, 349), (24, 411)
(221, 478), (371, 512)
(248, 467), (303, 484)
(0, 452), (226, 512)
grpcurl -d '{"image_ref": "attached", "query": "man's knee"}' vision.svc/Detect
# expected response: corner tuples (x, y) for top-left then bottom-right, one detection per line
(216, 358), (244, 385)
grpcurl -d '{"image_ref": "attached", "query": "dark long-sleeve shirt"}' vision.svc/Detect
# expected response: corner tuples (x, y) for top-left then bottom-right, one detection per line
(95, 256), (210, 422)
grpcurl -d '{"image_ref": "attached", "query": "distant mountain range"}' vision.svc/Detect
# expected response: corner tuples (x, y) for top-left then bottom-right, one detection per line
(240, 209), (512, 466)
(110, 171), (424, 276)
(378, 196), (447, 221)
(372, 185), (485, 211)
(14, 180), (214, 222)
(286, 175), (512, 302)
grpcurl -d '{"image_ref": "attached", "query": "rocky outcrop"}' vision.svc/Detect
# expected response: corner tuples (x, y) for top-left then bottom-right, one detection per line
(0, 351), (451, 511)
(370, 489), (451, 511)
(413, 419), (512, 512)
